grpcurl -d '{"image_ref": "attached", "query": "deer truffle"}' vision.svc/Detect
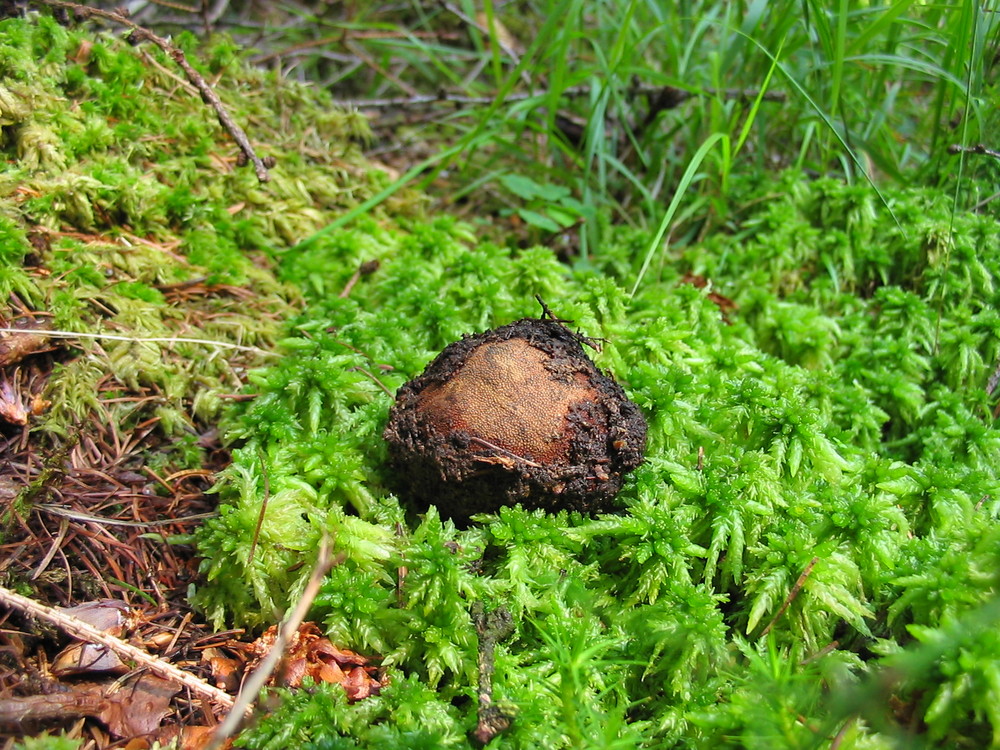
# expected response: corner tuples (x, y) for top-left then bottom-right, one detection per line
(383, 315), (647, 521)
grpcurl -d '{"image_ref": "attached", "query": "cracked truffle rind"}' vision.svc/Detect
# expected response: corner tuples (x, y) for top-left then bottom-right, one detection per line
(383, 317), (647, 520)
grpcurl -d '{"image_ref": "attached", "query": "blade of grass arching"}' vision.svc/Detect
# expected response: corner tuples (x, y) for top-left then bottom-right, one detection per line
(629, 132), (728, 298)
(844, 53), (965, 90)
(287, 133), (494, 252)
(601, 152), (654, 208)
(744, 34), (902, 231)
(728, 36), (784, 191)
(842, 48), (968, 172)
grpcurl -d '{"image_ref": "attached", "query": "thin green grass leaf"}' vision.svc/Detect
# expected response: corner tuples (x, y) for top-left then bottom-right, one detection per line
(629, 132), (727, 297)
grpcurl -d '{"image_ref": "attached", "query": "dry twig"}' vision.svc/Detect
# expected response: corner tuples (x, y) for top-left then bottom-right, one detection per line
(948, 143), (1000, 161)
(29, 0), (273, 182)
(760, 556), (819, 637)
(206, 536), (336, 750)
(0, 584), (237, 712)
(471, 601), (515, 746)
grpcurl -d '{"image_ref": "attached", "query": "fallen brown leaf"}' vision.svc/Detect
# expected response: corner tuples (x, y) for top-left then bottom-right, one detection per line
(246, 622), (384, 700)
(0, 675), (179, 738)
(0, 321), (53, 367)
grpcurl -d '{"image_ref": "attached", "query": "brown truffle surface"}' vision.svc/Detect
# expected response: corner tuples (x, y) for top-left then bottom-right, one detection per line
(383, 316), (647, 520)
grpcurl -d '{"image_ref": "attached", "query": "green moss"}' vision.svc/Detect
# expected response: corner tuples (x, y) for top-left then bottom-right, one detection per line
(11, 733), (82, 750)
(6, 10), (998, 750)
(187, 168), (1000, 748)
(0, 13), (397, 454)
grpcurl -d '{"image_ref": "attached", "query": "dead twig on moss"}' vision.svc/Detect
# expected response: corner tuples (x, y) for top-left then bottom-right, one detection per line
(29, 0), (274, 182)
(760, 556), (819, 637)
(207, 536), (336, 750)
(471, 601), (515, 746)
(987, 357), (1000, 397)
(0, 584), (237, 712)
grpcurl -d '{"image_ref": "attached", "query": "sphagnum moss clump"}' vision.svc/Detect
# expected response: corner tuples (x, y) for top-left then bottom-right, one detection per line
(383, 315), (647, 520)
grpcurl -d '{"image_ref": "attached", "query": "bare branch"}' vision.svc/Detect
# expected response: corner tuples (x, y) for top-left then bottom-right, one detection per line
(948, 143), (1000, 161)
(0, 584), (237, 712)
(29, 0), (273, 182)
(340, 83), (786, 111)
(206, 536), (336, 750)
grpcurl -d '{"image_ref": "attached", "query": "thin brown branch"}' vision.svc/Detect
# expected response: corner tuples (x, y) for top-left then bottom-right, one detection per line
(987, 356), (1000, 397)
(340, 83), (786, 111)
(0, 584), (237, 712)
(469, 436), (544, 469)
(471, 601), (515, 746)
(246, 446), (271, 568)
(760, 556), (819, 637)
(207, 536), (335, 750)
(30, 0), (273, 183)
(349, 366), (395, 398)
(948, 143), (1000, 161)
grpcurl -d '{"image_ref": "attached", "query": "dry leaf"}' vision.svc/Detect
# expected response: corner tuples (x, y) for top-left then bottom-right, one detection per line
(52, 641), (128, 676)
(0, 676), (178, 738)
(246, 622), (384, 701)
(100, 675), (180, 737)
(202, 647), (241, 692)
(52, 599), (136, 675)
(0, 321), (53, 367)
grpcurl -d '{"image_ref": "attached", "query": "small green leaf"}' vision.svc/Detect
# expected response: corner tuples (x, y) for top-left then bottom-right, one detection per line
(517, 208), (562, 233)
(499, 173), (544, 201)
(546, 205), (581, 228)
(533, 182), (571, 202)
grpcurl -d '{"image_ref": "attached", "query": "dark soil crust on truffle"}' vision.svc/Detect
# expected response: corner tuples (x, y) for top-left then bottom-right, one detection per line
(384, 317), (647, 521)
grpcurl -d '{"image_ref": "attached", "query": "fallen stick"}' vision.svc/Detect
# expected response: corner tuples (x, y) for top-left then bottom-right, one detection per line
(29, 0), (273, 183)
(471, 600), (515, 745)
(0, 585), (237, 712)
(206, 535), (336, 750)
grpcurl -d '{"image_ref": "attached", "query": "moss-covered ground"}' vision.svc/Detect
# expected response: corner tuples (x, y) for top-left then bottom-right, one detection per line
(3, 11), (1000, 750)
